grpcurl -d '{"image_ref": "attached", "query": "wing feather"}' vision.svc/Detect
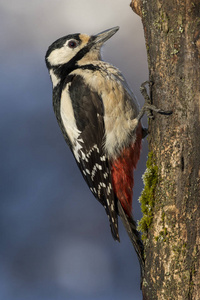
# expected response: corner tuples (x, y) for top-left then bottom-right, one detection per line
(65, 75), (119, 240)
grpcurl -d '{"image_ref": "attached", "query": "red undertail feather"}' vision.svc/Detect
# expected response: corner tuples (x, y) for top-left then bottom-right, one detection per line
(111, 123), (142, 217)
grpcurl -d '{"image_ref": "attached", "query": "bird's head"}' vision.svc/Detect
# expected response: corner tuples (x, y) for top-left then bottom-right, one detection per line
(45, 26), (119, 71)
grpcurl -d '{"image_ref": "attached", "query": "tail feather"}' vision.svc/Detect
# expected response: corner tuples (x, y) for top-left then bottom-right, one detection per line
(117, 200), (144, 282)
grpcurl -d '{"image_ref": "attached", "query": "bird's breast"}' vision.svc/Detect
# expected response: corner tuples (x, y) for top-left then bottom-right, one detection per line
(72, 64), (139, 158)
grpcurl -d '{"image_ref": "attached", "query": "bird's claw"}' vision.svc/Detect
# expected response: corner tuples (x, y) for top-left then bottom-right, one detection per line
(140, 81), (173, 118)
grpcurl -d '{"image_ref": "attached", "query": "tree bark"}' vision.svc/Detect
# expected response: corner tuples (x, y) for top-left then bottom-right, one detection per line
(130, 1), (200, 299)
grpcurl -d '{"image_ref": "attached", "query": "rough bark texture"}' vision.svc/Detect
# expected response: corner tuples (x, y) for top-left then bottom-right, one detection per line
(130, 1), (200, 299)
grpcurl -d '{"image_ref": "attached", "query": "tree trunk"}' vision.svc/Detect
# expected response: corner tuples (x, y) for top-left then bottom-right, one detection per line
(130, 0), (200, 299)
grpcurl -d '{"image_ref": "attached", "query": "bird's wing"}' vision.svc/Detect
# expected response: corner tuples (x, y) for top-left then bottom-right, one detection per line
(60, 74), (119, 240)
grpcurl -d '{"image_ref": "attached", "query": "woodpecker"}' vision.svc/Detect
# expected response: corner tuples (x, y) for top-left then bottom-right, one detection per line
(45, 26), (171, 279)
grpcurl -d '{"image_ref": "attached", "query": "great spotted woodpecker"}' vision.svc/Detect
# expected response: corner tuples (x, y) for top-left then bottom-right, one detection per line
(45, 26), (171, 279)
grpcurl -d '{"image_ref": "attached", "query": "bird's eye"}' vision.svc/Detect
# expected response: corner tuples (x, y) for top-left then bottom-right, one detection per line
(68, 40), (78, 48)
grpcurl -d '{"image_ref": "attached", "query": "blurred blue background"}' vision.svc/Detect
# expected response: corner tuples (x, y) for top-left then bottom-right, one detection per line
(1, 1), (148, 299)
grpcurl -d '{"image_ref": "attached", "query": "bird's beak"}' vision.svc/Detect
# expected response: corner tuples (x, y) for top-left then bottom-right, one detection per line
(93, 26), (119, 45)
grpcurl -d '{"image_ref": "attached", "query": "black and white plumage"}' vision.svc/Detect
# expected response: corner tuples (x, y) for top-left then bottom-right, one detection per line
(65, 74), (119, 239)
(45, 27), (146, 278)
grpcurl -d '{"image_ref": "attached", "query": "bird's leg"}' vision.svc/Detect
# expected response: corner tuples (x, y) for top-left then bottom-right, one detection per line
(131, 81), (172, 137)
(137, 81), (172, 122)
(137, 81), (172, 121)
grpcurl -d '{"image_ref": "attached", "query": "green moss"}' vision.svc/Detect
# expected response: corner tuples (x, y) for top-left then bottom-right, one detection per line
(161, 211), (165, 222)
(154, 227), (168, 243)
(170, 48), (179, 55)
(138, 152), (158, 239)
(142, 8), (147, 17)
(159, 228), (168, 242)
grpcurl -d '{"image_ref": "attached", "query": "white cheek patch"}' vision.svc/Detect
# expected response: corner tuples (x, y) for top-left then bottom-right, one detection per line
(47, 34), (91, 67)
(47, 46), (79, 66)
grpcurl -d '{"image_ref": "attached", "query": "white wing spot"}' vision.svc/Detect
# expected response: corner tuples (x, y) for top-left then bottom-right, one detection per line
(107, 184), (112, 194)
(73, 141), (82, 162)
(103, 172), (108, 179)
(91, 163), (103, 181)
(100, 155), (106, 161)
(86, 169), (90, 174)
(83, 144), (100, 162)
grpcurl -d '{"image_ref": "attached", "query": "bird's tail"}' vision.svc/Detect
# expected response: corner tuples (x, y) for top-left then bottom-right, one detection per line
(117, 200), (145, 282)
